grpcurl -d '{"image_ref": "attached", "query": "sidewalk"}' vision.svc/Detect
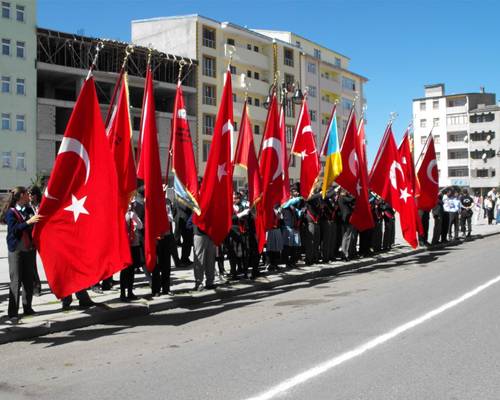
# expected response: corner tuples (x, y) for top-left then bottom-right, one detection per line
(1, 217), (498, 344)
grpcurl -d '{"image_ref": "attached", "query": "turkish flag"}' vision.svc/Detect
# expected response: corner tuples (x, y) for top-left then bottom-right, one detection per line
(193, 68), (234, 246)
(398, 128), (423, 236)
(279, 104), (291, 205)
(137, 66), (171, 271)
(33, 77), (130, 299)
(290, 98), (321, 200)
(256, 91), (283, 251)
(416, 134), (439, 211)
(370, 126), (420, 248)
(105, 71), (137, 213)
(335, 111), (374, 232)
(171, 79), (200, 215)
(234, 101), (262, 208)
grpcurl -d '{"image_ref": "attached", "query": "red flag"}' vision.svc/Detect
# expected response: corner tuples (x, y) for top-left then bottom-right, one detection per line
(171, 79), (200, 214)
(106, 72), (137, 212)
(398, 128), (424, 236)
(335, 111), (374, 232)
(137, 66), (171, 271)
(256, 91), (283, 251)
(234, 101), (262, 208)
(416, 133), (439, 211)
(192, 68), (234, 246)
(291, 98), (321, 200)
(370, 125), (420, 248)
(279, 103), (291, 204)
(33, 77), (129, 298)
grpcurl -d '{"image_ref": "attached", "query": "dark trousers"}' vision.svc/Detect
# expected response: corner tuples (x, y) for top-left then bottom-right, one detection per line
(305, 222), (321, 263)
(8, 249), (35, 318)
(418, 210), (430, 244)
(460, 212), (472, 234)
(152, 235), (172, 294)
(441, 212), (450, 242)
(61, 289), (92, 307)
(431, 216), (442, 244)
(175, 217), (193, 263)
(448, 212), (459, 239)
(120, 245), (140, 297)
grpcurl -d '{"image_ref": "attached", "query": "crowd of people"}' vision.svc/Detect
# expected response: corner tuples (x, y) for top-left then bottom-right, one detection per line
(1, 183), (498, 321)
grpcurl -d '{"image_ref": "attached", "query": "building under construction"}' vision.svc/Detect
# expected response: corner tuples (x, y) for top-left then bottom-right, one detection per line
(36, 27), (198, 183)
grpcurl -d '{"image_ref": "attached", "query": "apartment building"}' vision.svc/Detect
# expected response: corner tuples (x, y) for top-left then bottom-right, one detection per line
(0, 0), (37, 197)
(412, 84), (499, 194)
(132, 15), (368, 184)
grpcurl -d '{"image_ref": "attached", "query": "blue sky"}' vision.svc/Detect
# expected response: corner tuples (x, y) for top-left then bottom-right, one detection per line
(38, 0), (500, 165)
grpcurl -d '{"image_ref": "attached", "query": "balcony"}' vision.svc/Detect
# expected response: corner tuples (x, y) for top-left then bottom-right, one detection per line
(447, 158), (469, 167)
(224, 44), (270, 70)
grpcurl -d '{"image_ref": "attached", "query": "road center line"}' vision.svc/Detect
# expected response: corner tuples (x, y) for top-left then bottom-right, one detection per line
(247, 273), (500, 400)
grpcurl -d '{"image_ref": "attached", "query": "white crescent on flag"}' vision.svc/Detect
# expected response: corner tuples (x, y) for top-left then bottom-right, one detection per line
(58, 137), (91, 184)
(427, 159), (438, 185)
(263, 137), (282, 181)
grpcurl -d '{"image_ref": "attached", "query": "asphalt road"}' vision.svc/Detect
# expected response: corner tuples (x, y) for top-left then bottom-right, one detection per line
(1, 235), (500, 400)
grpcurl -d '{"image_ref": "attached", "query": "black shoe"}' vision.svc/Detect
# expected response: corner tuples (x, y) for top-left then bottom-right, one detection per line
(33, 289), (41, 297)
(91, 285), (102, 294)
(162, 291), (174, 296)
(79, 301), (96, 308)
(152, 292), (162, 298)
(128, 293), (139, 300)
(205, 284), (217, 290)
(120, 295), (129, 302)
(62, 304), (72, 311)
(23, 308), (37, 316)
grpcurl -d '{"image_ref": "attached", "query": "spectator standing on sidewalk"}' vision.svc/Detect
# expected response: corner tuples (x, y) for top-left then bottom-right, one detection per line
(0, 187), (42, 321)
(460, 189), (473, 237)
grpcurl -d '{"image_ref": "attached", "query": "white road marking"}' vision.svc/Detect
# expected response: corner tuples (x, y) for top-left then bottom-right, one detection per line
(247, 274), (500, 400)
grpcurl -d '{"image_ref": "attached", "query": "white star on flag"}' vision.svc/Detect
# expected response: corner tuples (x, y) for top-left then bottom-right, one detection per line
(356, 180), (362, 196)
(300, 150), (308, 160)
(399, 187), (411, 203)
(217, 162), (227, 182)
(64, 194), (89, 221)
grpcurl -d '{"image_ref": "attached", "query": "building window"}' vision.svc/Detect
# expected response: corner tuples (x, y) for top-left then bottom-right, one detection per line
(16, 152), (25, 170)
(247, 44), (251, 50)
(449, 150), (467, 159)
(203, 56), (216, 77)
(433, 100), (439, 109)
(227, 38), (235, 46)
(202, 26), (215, 48)
(203, 114), (215, 136)
(16, 77), (25, 95)
(247, 96), (252, 106)
(2, 38), (11, 55)
(447, 114), (467, 125)
(232, 93), (237, 103)
(254, 125), (260, 135)
(449, 99), (465, 107)
(2, 151), (11, 168)
(253, 46), (259, 52)
(420, 119), (427, 128)
(16, 41), (25, 58)
(286, 125), (294, 144)
(284, 48), (293, 67)
(2, 75), (10, 93)
(15, 4), (24, 21)
(233, 121), (237, 132)
(203, 84), (216, 106)
(246, 70), (252, 79)
(289, 155), (296, 168)
(285, 100), (294, 118)
(448, 168), (468, 177)
(421, 136), (426, 145)
(342, 77), (355, 90)
(477, 169), (488, 178)
(434, 135), (440, 144)
(254, 72), (260, 80)
(296, 41), (301, 48)
(308, 62), (316, 74)
(230, 65), (236, 75)
(1, 113), (10, 130)
(202, 141), (211, 162)
(309, 110), (317, 122)
(284, 74), (294, 92)
(334, 57), (341, 68)
(342, 98), (353, 110)
(314, 49), (321, 60)
(435, 152), (440, 161)
(2, 1), (9, 18)
(254, 98), (260, 107)
(308, 86), (316, 98)
(433, 118), (440, 127)
(420, 102), (426, 111)
(16, 114), (25, 131)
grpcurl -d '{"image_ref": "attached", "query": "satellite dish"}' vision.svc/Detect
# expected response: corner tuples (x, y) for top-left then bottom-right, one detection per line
(486, 135), (491, 141)
(482, 153), (487, 160)
(463, 136), (468, 143)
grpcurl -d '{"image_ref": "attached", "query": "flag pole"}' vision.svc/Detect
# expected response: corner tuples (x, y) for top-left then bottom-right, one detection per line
(165, 59), (187, 186)
(86, 42), (104, 81)
(104, 45), (134, 127)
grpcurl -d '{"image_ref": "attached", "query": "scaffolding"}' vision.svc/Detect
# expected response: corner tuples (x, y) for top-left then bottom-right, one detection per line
(36, 28), (197, 87)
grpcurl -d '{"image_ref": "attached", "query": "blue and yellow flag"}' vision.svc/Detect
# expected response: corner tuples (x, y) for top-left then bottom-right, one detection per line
(321, 104), (342, 197)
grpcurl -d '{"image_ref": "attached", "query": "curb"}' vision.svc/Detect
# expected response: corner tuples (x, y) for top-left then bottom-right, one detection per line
(1, 230), (498, 345)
